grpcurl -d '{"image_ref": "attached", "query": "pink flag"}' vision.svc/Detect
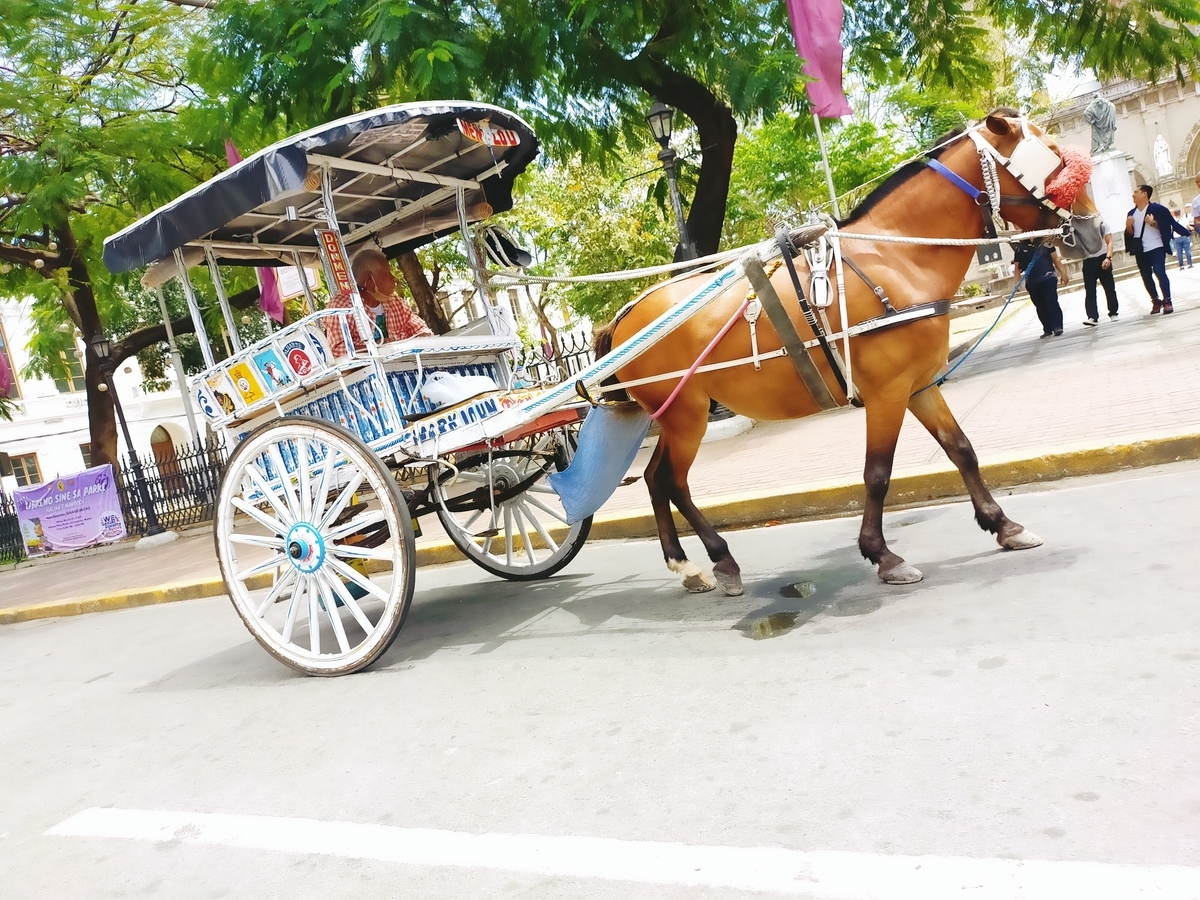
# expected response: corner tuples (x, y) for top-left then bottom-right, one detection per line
(225, 140), (285, 323)
(786, 0), (852, 118)
(0, 349), (12, 399)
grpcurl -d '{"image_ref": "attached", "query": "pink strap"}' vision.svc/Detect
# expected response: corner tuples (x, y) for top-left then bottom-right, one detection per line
(650, 298), (751, 421)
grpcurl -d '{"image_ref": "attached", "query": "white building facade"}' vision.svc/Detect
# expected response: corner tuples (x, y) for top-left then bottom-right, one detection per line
(0, 298), (197, 495)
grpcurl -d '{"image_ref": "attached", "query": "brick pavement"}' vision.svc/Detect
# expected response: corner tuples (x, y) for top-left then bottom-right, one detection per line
(3, 268), (1198, 611)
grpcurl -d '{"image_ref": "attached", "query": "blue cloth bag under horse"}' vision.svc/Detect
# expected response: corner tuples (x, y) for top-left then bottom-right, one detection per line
(548, 402), (651, 524)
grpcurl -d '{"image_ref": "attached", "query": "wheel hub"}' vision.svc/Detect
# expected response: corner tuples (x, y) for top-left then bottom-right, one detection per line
(285, 522), (326, 574)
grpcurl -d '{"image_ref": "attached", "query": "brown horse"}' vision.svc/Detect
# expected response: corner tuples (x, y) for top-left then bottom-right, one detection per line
(596, 111), (1075, 593)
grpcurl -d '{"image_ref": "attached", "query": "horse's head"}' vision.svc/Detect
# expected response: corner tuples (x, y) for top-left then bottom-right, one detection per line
(973, 110), (1091, 234)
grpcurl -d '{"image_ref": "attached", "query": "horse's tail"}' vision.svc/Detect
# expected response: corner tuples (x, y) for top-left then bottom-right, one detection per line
(592, 314), (630, 401)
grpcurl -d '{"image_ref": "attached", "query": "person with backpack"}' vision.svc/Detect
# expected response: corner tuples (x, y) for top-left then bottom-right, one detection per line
(1125, 184), (1191, 314)
(1066, 209), (1120, 325)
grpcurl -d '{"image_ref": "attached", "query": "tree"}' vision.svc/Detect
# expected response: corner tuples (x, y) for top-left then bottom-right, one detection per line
(198, 0), (1200, 262)
(0, 0), (267, 468)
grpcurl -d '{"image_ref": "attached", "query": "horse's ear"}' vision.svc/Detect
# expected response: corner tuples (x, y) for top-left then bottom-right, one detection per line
(985, 114), (1014, 136)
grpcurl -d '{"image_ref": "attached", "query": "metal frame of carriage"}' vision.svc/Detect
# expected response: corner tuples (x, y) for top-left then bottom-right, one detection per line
(101, 101), (785, 675)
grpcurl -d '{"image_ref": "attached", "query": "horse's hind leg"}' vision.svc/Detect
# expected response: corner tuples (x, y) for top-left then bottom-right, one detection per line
(908, 385), (1042, 550)
(859, 396), (924, 584)
(646, 399), (743, 595)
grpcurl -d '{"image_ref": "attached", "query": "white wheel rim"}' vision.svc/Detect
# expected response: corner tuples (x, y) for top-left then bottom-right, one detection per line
(435, 433), (586, 576)
(216, 422), (411, 674)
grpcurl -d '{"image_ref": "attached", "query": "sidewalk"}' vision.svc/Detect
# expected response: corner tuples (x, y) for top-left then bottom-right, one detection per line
(4, 267), (1199, 620)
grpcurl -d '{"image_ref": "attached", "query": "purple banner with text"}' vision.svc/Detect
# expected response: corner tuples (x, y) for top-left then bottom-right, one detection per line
(15, 464), (127, 555)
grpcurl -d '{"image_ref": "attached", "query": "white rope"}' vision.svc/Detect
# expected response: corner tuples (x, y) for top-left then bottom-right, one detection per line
(486, 226), (1065, 286)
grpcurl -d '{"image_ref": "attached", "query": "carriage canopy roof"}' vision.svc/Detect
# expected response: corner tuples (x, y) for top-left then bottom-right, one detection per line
(103, 101), (539, 277)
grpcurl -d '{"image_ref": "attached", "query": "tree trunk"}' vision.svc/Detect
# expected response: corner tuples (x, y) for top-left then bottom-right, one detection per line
(54, 222), (122, 470)
(397, 251), (451, 334)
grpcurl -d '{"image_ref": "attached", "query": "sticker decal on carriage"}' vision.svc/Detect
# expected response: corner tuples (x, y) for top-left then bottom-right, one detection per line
(398, 392), (504, 450)
(281, 339), (315, 377)
(456, 118), (521, 147)
(227, 361), (266, 406)
(204, 371), (239, 415)
(316, 229), (356, 297)
(253, 348), (293, 391)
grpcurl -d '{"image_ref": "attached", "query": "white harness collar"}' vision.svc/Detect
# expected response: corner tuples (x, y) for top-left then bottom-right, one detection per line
(967, 119), (1071, 222)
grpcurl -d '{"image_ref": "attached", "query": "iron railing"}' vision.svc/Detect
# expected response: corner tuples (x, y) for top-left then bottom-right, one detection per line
(118, 437), (228, 536)
(0, 490), (23, 565)
(517, 330), (594, 386)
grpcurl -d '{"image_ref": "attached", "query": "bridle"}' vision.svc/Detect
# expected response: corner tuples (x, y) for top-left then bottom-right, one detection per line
(927, 117), (1071, 241)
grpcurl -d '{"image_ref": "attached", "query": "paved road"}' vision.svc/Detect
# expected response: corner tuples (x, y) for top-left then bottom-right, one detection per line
(3, 462), (1200, 898)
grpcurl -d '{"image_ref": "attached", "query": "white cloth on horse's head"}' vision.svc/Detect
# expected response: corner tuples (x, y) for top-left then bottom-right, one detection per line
(1045, 146), (1092, 209)
(547, 403), (651, 524)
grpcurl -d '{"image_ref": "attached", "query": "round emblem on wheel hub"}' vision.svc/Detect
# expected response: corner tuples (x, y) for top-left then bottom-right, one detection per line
(285, 522), (326, 574)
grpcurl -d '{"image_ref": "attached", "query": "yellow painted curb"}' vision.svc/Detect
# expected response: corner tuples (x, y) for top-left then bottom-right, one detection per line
(4, 432), (1198, 626)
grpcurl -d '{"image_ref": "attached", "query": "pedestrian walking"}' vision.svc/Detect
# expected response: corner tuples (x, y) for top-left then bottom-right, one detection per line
(1013, 241), (1069, 337)
(1069, 210), (1120, 325)
(1125, 185), (1190, 314)
(1173, 208), (1194, 268)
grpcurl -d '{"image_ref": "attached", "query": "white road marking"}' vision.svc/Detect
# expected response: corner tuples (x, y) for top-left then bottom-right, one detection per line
(46, 807), (1200, 898)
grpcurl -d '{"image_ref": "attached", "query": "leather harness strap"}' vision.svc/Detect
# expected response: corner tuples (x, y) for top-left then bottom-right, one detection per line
(775, 230), (851, 398)
(742, 255), (840, 411)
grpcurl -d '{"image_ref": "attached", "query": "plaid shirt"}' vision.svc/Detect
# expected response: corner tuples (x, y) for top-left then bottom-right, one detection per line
(324, 291), (432, 357)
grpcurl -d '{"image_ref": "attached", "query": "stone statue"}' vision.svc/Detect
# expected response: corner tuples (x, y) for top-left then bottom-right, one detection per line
(1153, 133), (1174, 177)
(1083, 95), (1117, 155)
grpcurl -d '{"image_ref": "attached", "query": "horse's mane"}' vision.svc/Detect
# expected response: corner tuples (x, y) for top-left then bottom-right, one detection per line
(838, 127), (966, 226)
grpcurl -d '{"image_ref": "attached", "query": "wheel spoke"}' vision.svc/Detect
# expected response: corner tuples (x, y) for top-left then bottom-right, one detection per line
(320, 471), (366, 531)
(307, 576), (322, 655)
(234, 552), (288, 584)
(513, 503), (538, 565)
(315, 575), (351, 654)
(328, 543), (395, 562)
(503, 504), (515, 566)
(319, 569), (376, 636)
(281, 577), (304, 645)
(518, 499), (559, 553)
(230, 496), (288, 537)
(255, 568), (297, 617)
(325, 555), (391, 603)
(310, 446), (340, 524)
(241, 464), (294, 530)
(323, 508), (388, 543)
(522, 494), (569, 524)
(267, 443), (301, 524)
(228, 532), (286, 549)
(524, 482), (559, 495)
(297, 437), (312, 523)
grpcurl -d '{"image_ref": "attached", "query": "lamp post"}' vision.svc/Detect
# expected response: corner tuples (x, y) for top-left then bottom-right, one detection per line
(645, 101), (697, 261)
(91, 335), (166, 537)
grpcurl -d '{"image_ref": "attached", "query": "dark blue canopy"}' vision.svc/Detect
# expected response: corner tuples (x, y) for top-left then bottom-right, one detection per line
(103, 101), (539, 275)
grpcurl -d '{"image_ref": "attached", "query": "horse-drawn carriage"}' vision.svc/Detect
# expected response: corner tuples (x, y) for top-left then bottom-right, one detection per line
(105, 101), (1082, 676)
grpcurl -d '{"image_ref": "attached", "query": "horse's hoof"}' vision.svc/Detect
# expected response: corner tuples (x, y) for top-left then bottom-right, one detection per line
(683, 572), (717, 593)
(713, 561), (744, 596)
(669, 559), (716, 593)
(878, 561), (923, 584)
(1000, 528), (1043, 550)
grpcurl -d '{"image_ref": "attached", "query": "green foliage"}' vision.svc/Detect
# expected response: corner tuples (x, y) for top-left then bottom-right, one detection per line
(723, 115), (907, 245)
(498, 154), (678, 325)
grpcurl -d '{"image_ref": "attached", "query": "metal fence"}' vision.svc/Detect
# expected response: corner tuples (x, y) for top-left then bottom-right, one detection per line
(117, 437), (228, 537)
(518, 330), (594, 386)
(0, 490), (23, 565)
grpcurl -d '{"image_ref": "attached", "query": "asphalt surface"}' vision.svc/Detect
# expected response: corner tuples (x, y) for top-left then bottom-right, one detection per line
(3, 460), (1199, 898)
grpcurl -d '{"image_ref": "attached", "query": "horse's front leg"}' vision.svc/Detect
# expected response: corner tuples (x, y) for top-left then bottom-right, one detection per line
(646, 435), (716, 593)
(859, 397), (923, 583)
(907, 386), (1042, 550)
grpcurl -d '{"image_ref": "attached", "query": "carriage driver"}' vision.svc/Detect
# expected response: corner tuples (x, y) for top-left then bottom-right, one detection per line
(325, 246), (433, 357)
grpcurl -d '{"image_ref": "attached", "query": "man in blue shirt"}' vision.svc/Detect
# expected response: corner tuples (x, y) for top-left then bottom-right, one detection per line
(1126, 184), (1191, 314)
(1013, 242), (1070, 338)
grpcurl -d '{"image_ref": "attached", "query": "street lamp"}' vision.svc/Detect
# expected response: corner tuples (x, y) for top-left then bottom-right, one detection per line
(91, 335), (166, 537)
(645, 101), (697, 261)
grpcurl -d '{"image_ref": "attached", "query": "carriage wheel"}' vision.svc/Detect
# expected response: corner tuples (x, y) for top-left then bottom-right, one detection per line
(433, 429), (591, 581)
(214, 416), (416, 676)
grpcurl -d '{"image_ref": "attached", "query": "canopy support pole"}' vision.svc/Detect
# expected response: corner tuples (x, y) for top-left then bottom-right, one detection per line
(154, 286), (200, 445)
(813, 113), (842, 219)
(457, 185), (492, 312)
(204, 244), (243, 353)
(174, 248), (215, 369)
(291, 251), (315, 316)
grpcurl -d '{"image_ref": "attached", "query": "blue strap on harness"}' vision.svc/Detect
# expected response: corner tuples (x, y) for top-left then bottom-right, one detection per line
(926, 159), (981, 200)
